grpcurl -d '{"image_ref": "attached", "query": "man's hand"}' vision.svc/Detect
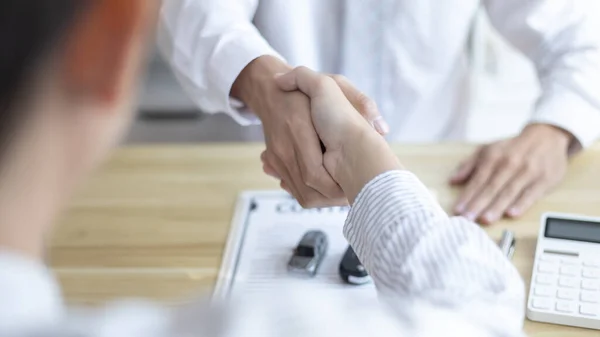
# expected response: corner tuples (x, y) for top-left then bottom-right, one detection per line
(232, 56), (389, 208)
(273, 67), (402, 203)
(450, 124), (574, 224)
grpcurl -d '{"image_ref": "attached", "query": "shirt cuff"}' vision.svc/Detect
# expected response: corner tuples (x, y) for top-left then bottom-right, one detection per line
(529, 86), (600, 149)
(208, 30), (286, 125)
(343, 170), (447, 261)
(0, 251), (63, 331)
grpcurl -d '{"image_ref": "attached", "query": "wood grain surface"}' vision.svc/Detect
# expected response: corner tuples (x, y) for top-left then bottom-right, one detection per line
(48, 143), (600, 335)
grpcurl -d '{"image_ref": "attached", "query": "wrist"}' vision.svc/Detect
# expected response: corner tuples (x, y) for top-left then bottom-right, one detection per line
(231, 55), (292, 120)
(332, 126), (403, 204)
(524, 123), (573, 150)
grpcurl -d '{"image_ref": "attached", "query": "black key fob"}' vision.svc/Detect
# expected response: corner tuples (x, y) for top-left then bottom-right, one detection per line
(339, 245), (371, 285)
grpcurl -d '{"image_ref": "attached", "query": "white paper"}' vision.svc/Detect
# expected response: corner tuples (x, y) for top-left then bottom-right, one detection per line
(214, 190), (436, 301)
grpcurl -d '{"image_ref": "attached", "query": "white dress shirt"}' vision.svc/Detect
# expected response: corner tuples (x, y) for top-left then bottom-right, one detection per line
(158, 0), (600, 144)
(0, 171), (525, 337)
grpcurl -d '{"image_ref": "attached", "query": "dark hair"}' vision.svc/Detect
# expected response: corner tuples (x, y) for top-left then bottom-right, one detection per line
(0, 0), (91, 157)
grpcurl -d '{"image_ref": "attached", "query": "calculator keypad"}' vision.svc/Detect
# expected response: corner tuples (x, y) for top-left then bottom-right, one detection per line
(558, 277), (577, 288)
(530, 255), (600, 317)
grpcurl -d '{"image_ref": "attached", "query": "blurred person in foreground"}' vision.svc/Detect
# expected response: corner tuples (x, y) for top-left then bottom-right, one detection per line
(160, 0), (600, 224)
(0, 1), (524, 336)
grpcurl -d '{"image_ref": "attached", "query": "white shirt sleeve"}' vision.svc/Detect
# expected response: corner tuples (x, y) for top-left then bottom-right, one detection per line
(157, 0), (285, 125)
(0, 171), (525, 337)
(483, 0), (600, 149)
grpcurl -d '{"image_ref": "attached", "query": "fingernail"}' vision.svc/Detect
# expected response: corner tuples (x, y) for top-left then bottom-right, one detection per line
(483, 212), (496, 223)
(372, 117), (390, 135)
(464, 212), (476, 221)
(454, 204), (465, 214)
(507, 207), (519, 217)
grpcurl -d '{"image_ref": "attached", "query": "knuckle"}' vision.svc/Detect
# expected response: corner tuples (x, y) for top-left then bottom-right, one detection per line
(303, 170), (321, 188)
(502, 156), (522, 170)
(272, 145), (291, 161)
(299, 194), (322, 209)
(470, 173), (489, 186)
(295, 65), (310, 73)
(539, 170), (552, 181)
(523, 160), (537, 174)
(503, 184), (519, 197)
(482, 148), (500, 162)
(355, 92), (374, 111)
(314, 76), (336, 92)
(296, 197), (309, 209)
(331, 74), (347, 83)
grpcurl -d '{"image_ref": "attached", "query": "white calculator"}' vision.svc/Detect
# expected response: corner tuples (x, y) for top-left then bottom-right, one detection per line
(527, 213), (600, 329)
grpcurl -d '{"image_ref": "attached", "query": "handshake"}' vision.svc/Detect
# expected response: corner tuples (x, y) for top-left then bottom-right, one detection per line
(232, 56), (400, 206)
(232, 56), (572, 222)
(259, 66), (401, 206)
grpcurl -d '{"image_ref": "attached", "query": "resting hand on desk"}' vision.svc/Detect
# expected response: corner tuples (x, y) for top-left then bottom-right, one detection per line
(451, 124), (573, 224)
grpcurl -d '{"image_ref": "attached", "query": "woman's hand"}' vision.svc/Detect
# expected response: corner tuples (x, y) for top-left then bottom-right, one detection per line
(273, 67), (403, 203)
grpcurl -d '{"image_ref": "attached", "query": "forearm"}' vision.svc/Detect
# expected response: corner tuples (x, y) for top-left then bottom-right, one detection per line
(332, 126), (403, 204)
(230, 55), (292, 121)
(158, 0), (284, 121)
(333, 131), (524, 329)
(484, 0), (600, 148)
(343, 172), (525, 330)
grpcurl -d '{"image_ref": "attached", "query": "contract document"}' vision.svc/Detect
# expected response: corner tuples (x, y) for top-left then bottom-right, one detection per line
(214, 190), (435, 301)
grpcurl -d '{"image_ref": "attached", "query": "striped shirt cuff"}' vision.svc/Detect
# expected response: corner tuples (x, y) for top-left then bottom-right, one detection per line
(343, 170), (447, 276)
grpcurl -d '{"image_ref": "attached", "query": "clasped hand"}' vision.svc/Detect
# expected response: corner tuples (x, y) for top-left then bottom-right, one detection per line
(260, 69), (389, 207)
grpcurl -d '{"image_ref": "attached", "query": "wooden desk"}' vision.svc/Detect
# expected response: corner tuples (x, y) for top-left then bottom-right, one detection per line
(49, 143), (600, 336)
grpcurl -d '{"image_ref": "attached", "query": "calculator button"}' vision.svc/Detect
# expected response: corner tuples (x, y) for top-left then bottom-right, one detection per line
(560, 266), (580, 276)
(557, 289), (578, 300)
(581, 291), (600, 303)
(583, 260), (600, 268)
(539, 255), (560, 262)
(538, 262), (558, 274)
(532, 298), (552, 310)
(582, 268), (600, 279)
(534, 286), (553, 297)
(579, 304), (599, 317)
(582, 280), (600, 290)
(561, 258), (580, 266)
(536, 275), (556, 285)
(559, 277), (578, 288)
(556, 301), (576, 313)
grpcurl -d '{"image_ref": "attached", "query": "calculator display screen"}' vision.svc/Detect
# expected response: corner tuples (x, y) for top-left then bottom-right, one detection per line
(545, 217), (600, 243)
